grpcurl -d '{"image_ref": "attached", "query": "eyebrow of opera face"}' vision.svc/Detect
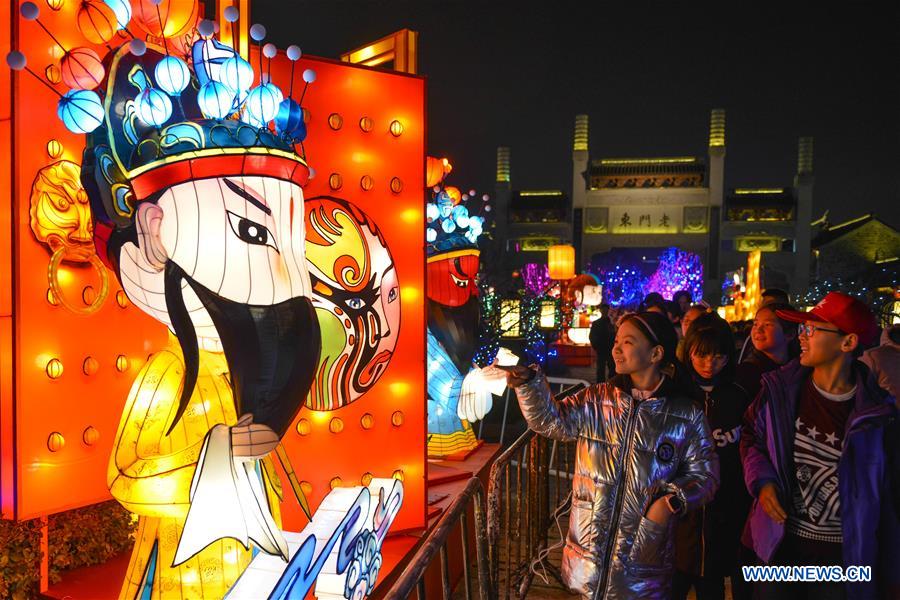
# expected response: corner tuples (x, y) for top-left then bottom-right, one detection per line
(223, 178), (272, 215)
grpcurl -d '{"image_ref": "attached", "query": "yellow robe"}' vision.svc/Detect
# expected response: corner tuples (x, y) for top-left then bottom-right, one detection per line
(108, 336), (283, 600)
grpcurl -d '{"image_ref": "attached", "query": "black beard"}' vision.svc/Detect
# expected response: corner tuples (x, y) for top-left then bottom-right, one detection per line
(164, 262), (321, 438)
(427, 295), (481, 374)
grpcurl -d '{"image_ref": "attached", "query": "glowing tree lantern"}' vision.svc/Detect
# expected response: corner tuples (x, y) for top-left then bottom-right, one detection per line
(60, 47), (105, 90)
(548, 244), (575, 281)
(76, 0), (118, 45)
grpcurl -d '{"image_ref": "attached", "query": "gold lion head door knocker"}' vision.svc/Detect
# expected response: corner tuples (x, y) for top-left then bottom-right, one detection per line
(29, 159), (109, 315)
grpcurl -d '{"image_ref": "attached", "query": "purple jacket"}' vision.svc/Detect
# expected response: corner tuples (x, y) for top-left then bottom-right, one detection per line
(740, 359), (900, 598)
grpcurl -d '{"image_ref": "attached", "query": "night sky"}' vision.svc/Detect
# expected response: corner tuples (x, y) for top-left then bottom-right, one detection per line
(255, 1), (899, 227)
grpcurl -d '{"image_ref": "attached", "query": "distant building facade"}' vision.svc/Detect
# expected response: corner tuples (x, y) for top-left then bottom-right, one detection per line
(494, 110), (820, 302)
(812, 214), (900, 281)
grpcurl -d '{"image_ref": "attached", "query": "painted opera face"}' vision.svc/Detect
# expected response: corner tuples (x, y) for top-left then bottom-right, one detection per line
(426, 251), (480, 307)
(117, 175), (321, 437)
(304, 197), (400, 411)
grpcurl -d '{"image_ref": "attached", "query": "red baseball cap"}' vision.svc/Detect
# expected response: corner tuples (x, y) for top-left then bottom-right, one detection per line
(776, 292), (880, 346)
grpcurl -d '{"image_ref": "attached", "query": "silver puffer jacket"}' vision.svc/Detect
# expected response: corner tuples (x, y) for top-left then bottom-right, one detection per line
(515, 370), (719, 599)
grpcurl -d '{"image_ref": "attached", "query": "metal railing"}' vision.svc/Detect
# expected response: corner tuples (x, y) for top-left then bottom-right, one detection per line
(486, 381), (585, 599)
(385, 477), (493, 600)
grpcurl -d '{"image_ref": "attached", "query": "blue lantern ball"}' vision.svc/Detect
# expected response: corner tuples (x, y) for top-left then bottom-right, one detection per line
(129, 39), (146, 56)
(441, 219), (456, 234)
(57, 89), (103, 134)
(249, 23), (266, 41)
(219, 55), (253, 101)
(6, 51), (26, 71)
(274, 97), (305, 139)
(197, 81), (235, 119)
(302, 68), (316, 83)
(426, 228), (437, 243)
(223, 5), (239, 22)
(154, 56), (190, 96)
(452, 205), (469, 221)
(20, 2), (38, 20)
(425, 203), (439, 221)
(243, 84), (280, 128)
(286, 45), (302, 61)
(197, 19), (215, 38)
(102, 0), (131, 29)
(135, 87), (172, 127)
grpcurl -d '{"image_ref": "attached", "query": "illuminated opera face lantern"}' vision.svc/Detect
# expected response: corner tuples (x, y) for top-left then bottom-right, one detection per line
(568, 273), (603, 308)
(30, 160), (95, 260)
(426, 249), (481, 373)
(304, 197), (400, 410)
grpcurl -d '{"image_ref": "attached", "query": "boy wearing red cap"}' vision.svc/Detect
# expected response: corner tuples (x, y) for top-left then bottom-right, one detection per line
(740, 292), (900, 599)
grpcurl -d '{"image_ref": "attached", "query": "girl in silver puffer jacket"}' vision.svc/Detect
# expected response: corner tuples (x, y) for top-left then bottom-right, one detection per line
(501, 312), (720, 599)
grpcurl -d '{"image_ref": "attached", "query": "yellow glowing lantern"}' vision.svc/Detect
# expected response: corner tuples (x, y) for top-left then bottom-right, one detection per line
(392, 469), (404, 482)
(83, 426), (100, 446)
(83, 285), (97, 306)
(329, 417), (344, 433)
(548, 245), (576, 280)
(47, 139), (63, 159)
(45, 64), (61, 84)
(48, 432), (65, 452)
(296, 419), (311, 436)
(329, 173), (343, 190)
(390, 177), (403, 194)
(391, 411), (404, 427)
(46, 358), (64, 379)
(116, 290), (129, 308)
(360, 175), (374, 191)
(83, 356), (99, 375)
(389, 120), (403, 136)
(328, 113), (343, 130)
(359, 116), (374, 132)
(426, 156), (447, 188)
(115, 355), (129, 372)
(47, 0), (65, 10)
(330, 477), (342, 489)
(361, 472), (373, 486)
(360, 413), (374, 429)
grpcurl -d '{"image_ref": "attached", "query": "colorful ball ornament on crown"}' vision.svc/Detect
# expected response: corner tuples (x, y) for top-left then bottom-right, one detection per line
(57, 89), (104, 134)
(76, 0), (118, 45)
(60, 47), (104, 90)
(197, 80), (235, 119)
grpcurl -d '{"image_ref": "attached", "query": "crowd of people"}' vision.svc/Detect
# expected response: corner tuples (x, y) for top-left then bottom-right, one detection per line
(500, 288), (900, 599)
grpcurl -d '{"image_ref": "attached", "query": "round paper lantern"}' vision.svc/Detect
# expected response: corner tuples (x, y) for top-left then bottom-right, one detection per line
(441, 219), (456, 234)
(445, 186), (462, 205)
(197, 80), (234, 119)
(219, 55), (253, 101)
(76, 0), (117, 45)
(426, 228), (437, 243)
(242, 84), (280, 128)
(60, 47), (104, 90)
(426, 156), (445, 188)
(154, 55), (189, 95)
(274, 97), (305, 139)
(57, 89), (104, 133)
(102, 0), (130, 28)
(135, 87), (172, 126)
(132, 0), (197, 39)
